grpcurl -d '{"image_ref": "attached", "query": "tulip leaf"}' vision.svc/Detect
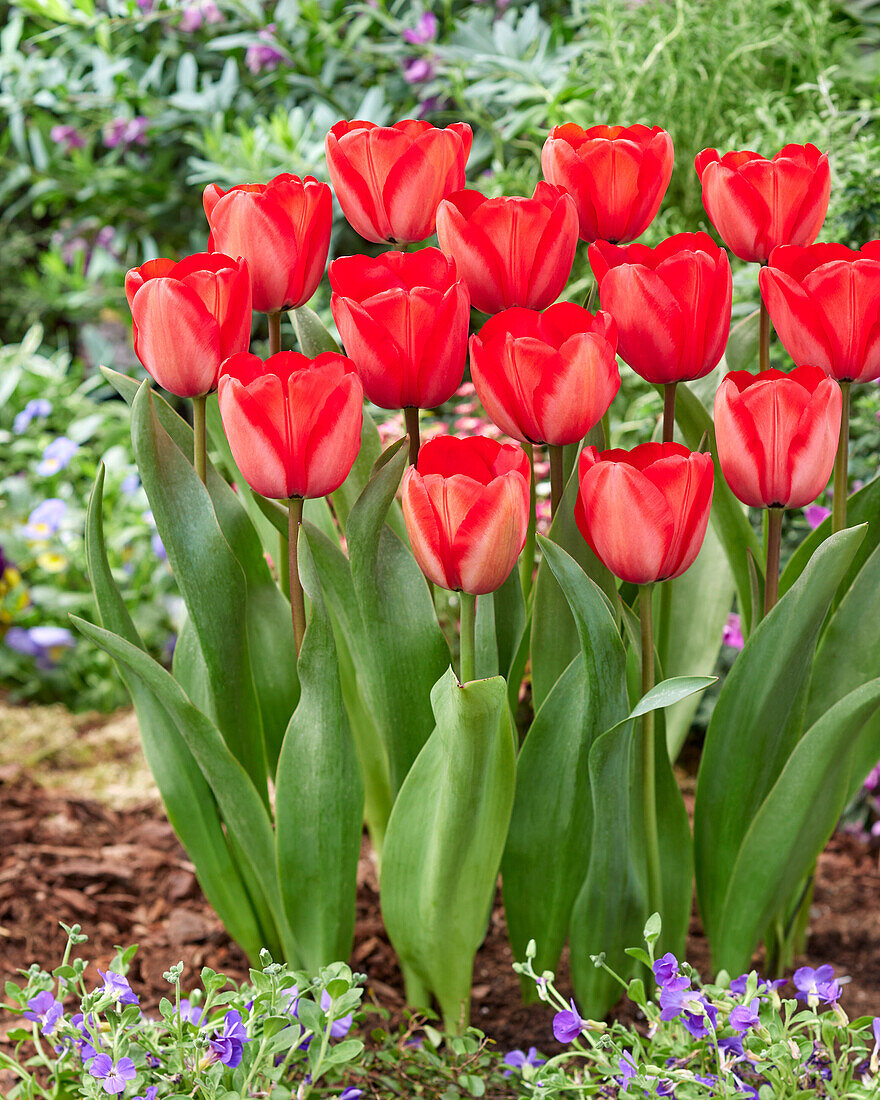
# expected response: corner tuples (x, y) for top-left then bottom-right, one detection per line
(345, 442), (450, 793)
(674, 381), (761, 635)
(275, 530), (364, 969)
(131, 383), (269, 796)
(779, 474), (880, 599)
(70, 615), (299, 964)
(82, 467), (265, 961)
(656, 522), (735, 759)
(805, 540), (880, 802)
(694, 525), (866, 952)
(475, 567), (526, 682)
(290, 304), (342, 356)
(381, 668), (515, 1033)
(712, 678), (880, 974)
(530, 434), (617, 711)
(608, 675), (716, 732)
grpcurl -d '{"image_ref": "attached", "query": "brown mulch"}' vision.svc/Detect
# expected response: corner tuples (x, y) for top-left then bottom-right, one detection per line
(2, 768), (880, 1060)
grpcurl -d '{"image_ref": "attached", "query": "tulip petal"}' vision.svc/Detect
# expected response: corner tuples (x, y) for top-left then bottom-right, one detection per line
(452, 474), (529, 595)
(401, 469), (454, 590)
(131, 279), (220, 397)
(218, 375), (290, 498)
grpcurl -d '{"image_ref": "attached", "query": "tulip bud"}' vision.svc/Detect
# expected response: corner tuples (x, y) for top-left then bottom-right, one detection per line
(469, 303), (619, 446)
(329, 249), (469, 410)
(217, 351), (363, 500)
(203, 174), (332, 314)
(541, 123), (674, 244)
(125, 252), (251, 398)
(401, 436), (531, 595)
(713, 366), (841, 510)
(326, 119), (472, 244)
(436, 183), (578, 314)
(694, 144), (830, 264)
(575, 443), (714, 585)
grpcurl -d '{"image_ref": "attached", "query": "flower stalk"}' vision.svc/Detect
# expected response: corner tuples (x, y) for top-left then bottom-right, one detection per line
(288, 497), (306, 656)
(662, 382), (677, 443)
(404, 406), (421, 466)
(548, 443), (565, 518)
(639, 584), (662, 920)
(764, 507), (783, 615)
(832, 381), (851, 534)
(520, 442), (537, 600)
(459, 591), (476, 683)
(192, 394), (207, 485)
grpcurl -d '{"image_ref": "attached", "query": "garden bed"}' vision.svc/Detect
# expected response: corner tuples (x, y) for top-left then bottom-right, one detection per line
(2, 700), (879, 1060)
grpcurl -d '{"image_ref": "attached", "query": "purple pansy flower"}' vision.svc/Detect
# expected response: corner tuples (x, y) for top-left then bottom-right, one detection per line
(804, 503), (831, 529)
(104, 117), (149, 149)
(14, 398), (52, 434)
(88, 1054), (137, 1095)
(23, 991), (64, 1035)
(134, 1090), (158, 1100)
(870, 1017), (880, 1071)
(5, 626), (75, 668)
(722, 612), (744, 650)
(793, 965), (841, 1005)
(209, 1009), (249, 1067)
(618, 1048), (637, 1084)
(70, 1012), (100, 1061)
(23, 498), (66, 539)
(321, 989), (353, 1038)
(719, 1035), (745, 1061)
(402, 11), (437, 43)
(98, 969), (139, 1007)
(177, 998), (206, 1025)
(653, 952), (679, 987)
(552, 999), (586, 1043)
(728, 998), (760, 1033)
(403, 57), (435, 84)
(503, 1047), (545, 1076)
(339, 1091), (363, 1100)
(683, 996), (718, 1039)
(37, 436), (79, 476)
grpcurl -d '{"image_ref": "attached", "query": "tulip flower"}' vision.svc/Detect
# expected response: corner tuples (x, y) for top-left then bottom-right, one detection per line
(435, 183), (578, 315)
(402, 435), (530, 680)
(325, 119), (472, 244)
(469, 303), (619, 514)
(329, 249), (470, 461)
(126, 252), (252, 482)
(714, 365), (841, 611)
(541, 123), (674, 244)
(759, 242), (880, 532)
(589, 233), (732, 440)
(203, 173), (332, 330)
(218, 351), (363, 651)
(694, 144), (830, 265)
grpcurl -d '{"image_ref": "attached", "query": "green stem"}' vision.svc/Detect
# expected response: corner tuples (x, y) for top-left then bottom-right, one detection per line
(288, 497), (306, 656)
(459, 591), (476, 683)
(404, 406), (420, 466)
(268, 310), (282, 356)
(279, 529), (290, 598)
(192, 394), (207, 485)
(764, 507), (782, 616)
(584, 280), (597, 312)
(759, 294), (770, 373)
(639, 584), (662, 921)
(662, 382), (677, 444)
(519, 442), (537, 600)
(548, 443), (564, 518)
(832, 381), (851, 534)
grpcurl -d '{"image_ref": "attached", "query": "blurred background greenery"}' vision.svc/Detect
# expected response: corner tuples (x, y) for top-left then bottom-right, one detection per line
(1, 0), (879, 709)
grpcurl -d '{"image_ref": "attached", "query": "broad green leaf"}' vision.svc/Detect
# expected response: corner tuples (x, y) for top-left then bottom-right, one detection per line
(381, 669), (515, 1033)
(475, 568), (527, 682)
(713, 679), (880, 973)
(779, 474), (880, 599)
(275, 531), (364, 969)
(608, 676), (716, 731)
(345, 444), (450, 793)
(675, 382), (761, 635)
(694, 526), (866, 948)
(83, 468), (264, 961)
(290, 305), (342, 356)
(529, 435), (617, 710)
(503, 538), (628, 982)
(331, 413), (382, 532)
(71, 616), (298, 964)
(656, 522), (735, 759)
(806, 540), (880, 801)
(131, 383), (268, 796)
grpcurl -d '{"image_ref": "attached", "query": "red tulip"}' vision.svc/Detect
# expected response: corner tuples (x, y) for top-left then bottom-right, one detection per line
(759, 243), (880, 384)
(217, 351), (363, 500)
(401, 436), (531, 595)
(541, 123), (674, 244)
(125, 252), (251, 398)
(468, 303), (619, 446)
(325, 119), (472, 244)
(694, 144), (830, 264)
(203, 174), (331, 314)
(329, 249), (469, 410)
(435, 183), (578, 314)
(589, 233), (732, 384)
(713, 365), (841, 510)
(575, 443), (714, 585)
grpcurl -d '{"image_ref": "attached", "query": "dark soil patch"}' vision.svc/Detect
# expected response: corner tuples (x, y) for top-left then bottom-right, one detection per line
(2, 769), (879, 1061)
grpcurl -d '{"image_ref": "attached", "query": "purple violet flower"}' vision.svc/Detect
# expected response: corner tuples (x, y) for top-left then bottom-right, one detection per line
(70, 1012), (100, 1061)
(104, 117), (149, 149)
(403, 56), (435, 84)
(653, 952), (679, 987)
(23, 991), (64, 1035)
(23, 498), (67, 539)
(179, 4), (203, 30)
(5, 626), (75, 668)
(804, 503), (831, 529)
(245, 25), (285, 73)
(134, 1090), (159, 1100)
(793, 964), (841, 1006)
(617, 1048), (637, 1084)
(88, 1054), (137, 1095)
(50, 125), (86, 152)
(503, 1047), (545, 1075)
(321, 989), (353, 1037)
(722, 612), (744, 650)
(870, 1017), (880, 1071)
(682, 996), (718, 1039)
(98, 969), (139, 1007)
(402, 10), (437, 43)
(552, 999), (586, 1043)
(37, 436), (79, 476)
(177, 998), (206, 1025)
(339, 1091), (363, 1100)
(209, 1009), (249, 1067)
(728, 998), (760, 1033)
(14, 398), (52, 433)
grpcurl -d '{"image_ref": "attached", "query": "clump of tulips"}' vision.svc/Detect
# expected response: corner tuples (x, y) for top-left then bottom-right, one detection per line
(78, 112), (880, 1034)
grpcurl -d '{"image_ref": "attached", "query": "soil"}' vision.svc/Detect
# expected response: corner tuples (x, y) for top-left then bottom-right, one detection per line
(2, 701), (880, 1068)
